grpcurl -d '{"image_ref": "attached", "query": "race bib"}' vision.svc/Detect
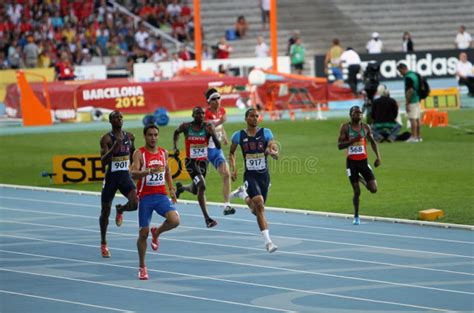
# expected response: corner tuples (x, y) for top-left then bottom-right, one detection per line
(348, 144), (365, 155)
(111, 156), (130, 172)
(190, 144), (207, 159)
(146, 172), (165, 186)
(245, 153), (266, 171)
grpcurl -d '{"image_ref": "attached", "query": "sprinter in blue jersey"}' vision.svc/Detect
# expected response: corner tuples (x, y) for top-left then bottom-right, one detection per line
(99, 110), (138, 258)
(229, 108), (279, 253)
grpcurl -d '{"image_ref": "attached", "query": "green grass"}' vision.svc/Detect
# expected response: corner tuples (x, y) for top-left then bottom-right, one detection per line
(1, 109), (473, 225)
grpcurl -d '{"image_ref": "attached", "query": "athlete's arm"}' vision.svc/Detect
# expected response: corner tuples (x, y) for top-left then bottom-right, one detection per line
(173, 123), (187, 154)
(206, 123), (222, 150)
(229, 142), (238, 182)
(266, 140), (279, 160)
(365, 125), (381, 167)
(337, 124), (359, 150)
(164, 152), (177, 203)
(129, 149), (149, 180)
(221, 126), (229, 145)
(100, 133), (119, 167)
(128, 132), (136, 162)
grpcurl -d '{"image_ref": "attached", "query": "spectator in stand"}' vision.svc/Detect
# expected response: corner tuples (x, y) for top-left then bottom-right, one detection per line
(290, 37), (305, 75)
(171, 52), (184, 75)
(150, 37), (168, 62)
(127, 44), (148, 75)
(7, 0), (23, 25)
(340, 47), (362, 96)
(286, 30), (300, 56)
(0, 15), (14, 40)
(96, 23), (110, 55)
(171, 16), (189, 43)
(202, 43), (212, 60)
(255, 36), (269, 58)
(260, 0), (270, 30)
(216, 37), (232, 59)
(166, 0), (182, 22)
(456, 52), (474, 97)
(51, 10), (65, 29)
(235, 16), (249, 39)
(56, 52), (75, 80)
(324, 38), (343, 82)
(178, 45), (192, 61)
(7, 40), (23, 69)
(0, 51), (9, 69)
(181, 0), (193, 23)
(371, 85), (401, 143)
(134, 22), (149, 49)
(366, 32), (383, 54)
(107, 36), (123, 57)
(23, 35), (39, 68)
(61, 23), (76, 44)
(454, 25), (473, 50)
(402, 31), (414, 52)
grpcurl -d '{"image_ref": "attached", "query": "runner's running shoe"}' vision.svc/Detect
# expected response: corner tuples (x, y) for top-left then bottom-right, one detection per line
(101, 244), (111, 258)
(150, 227), (160, 251)
(138, 267), (149, 280)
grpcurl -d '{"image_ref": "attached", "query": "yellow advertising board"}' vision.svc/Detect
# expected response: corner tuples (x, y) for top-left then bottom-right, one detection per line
(52, 153), (190, 185)
(422, 88), (460, 110)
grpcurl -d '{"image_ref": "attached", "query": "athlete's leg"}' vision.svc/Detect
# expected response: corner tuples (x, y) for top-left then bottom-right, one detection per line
(217, 161), (231, 204)
(137, 226), (149, 269)
(250, 195), (267, 231)
(351, 182), (361, 218)
(367, 179), (377, 193)
(117, 189), (139, 212)
(153, 210), (180, 238)
(100, 201), (112, 244)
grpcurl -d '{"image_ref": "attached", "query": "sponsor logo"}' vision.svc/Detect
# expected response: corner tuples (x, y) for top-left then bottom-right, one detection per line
(379, 53), (458, 79)
(83, 86), (144, 101)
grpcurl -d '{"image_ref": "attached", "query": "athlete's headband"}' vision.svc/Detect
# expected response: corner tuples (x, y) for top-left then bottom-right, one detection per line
(207, 92), (221, 102)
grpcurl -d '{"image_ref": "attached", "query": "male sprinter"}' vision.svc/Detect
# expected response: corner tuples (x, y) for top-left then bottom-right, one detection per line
(338, 106), (381, 225)
(99, 110), (138, 257)
(229, 108), (279, 253)
(173, 106), (221, 228)
(130, 124), (179, 280)
(204, 88), (235, 215)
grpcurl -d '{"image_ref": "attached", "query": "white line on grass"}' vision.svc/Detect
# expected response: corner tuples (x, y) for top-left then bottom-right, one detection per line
(0, 250), (457, 313)
(1, 232), (473, 297)
(1, 206), (472, 260)
(0, 290), (134, 312)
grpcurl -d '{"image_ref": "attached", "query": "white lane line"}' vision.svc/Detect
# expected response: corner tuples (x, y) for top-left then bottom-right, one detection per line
(1, 234), (473, 297)
(0, 250), (456, 313)
(0, 269), (291, 313)
(0, 289), (134, 312)
(1, 218), (473, 277)
(1, 207), (472, 260)
(1, 194), (473, 241)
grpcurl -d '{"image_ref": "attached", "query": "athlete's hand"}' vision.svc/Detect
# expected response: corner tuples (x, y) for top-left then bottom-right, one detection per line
(169, 189), (177, 204)
(231, 171), (237, 182)
(268, 147), (279, 160)
(374, 158), (381, 167)
(205, 123), (215, 133)
(223, 137), (229, 145)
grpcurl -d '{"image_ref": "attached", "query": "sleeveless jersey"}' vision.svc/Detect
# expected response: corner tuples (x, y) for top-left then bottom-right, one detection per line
(205, 107), (225, 149)
(185, 124), (209, 161)
(347, 123), (368, 161)
(136, 147), (167, 197)
(107, 131), (132, 174)
(239, 128), (268, 173)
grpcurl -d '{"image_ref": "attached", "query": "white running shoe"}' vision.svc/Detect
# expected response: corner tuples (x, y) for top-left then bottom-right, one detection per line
(230, 186), (247, 200)
(266, 242), (278, 253)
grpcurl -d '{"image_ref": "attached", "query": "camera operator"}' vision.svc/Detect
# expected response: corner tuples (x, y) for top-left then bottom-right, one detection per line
(362, 62), (380, 124)
(340, 47), (361, 96)
(371, 85), (401, 143)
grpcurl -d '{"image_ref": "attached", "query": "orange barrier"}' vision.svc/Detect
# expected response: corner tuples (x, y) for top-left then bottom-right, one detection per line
(16, 71), (53, 126)
(430, 111), (448, 127)
(421, 109), (437, 125)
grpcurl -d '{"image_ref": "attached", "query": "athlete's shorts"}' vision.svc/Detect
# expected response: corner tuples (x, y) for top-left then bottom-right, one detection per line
(138, 193), (177, 228)
(208, 148), (226, 169)
(346, 158), (375, 184)
(244, 171), (270, 203)
(407, 102), (421, 120)
(185, 158), (208, 185)
(101, 171), (136, 203)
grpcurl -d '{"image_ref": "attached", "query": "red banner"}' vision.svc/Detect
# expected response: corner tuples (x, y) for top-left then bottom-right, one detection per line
(4, 73), (355, 118)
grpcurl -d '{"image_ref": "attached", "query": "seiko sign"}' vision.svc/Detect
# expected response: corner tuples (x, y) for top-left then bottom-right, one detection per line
(315, 49), (474, 81)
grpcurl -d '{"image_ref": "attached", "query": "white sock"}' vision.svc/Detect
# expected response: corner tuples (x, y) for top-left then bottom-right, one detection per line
(261, 229), (272, 244)
(224, 202), (230, 207)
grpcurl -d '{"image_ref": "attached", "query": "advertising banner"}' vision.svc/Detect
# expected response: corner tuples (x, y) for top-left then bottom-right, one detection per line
(314, 49), (474, 81)
(52, 153), (189, 185)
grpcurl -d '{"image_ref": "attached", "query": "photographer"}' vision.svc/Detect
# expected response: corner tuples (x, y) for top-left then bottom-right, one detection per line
(362, 62), (380, 124)
(371, 85), (401, 143)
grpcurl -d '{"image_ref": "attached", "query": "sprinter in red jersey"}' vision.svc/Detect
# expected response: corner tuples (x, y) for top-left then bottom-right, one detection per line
(338, 106), (381, 225)
(130, 124), (179, 280)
